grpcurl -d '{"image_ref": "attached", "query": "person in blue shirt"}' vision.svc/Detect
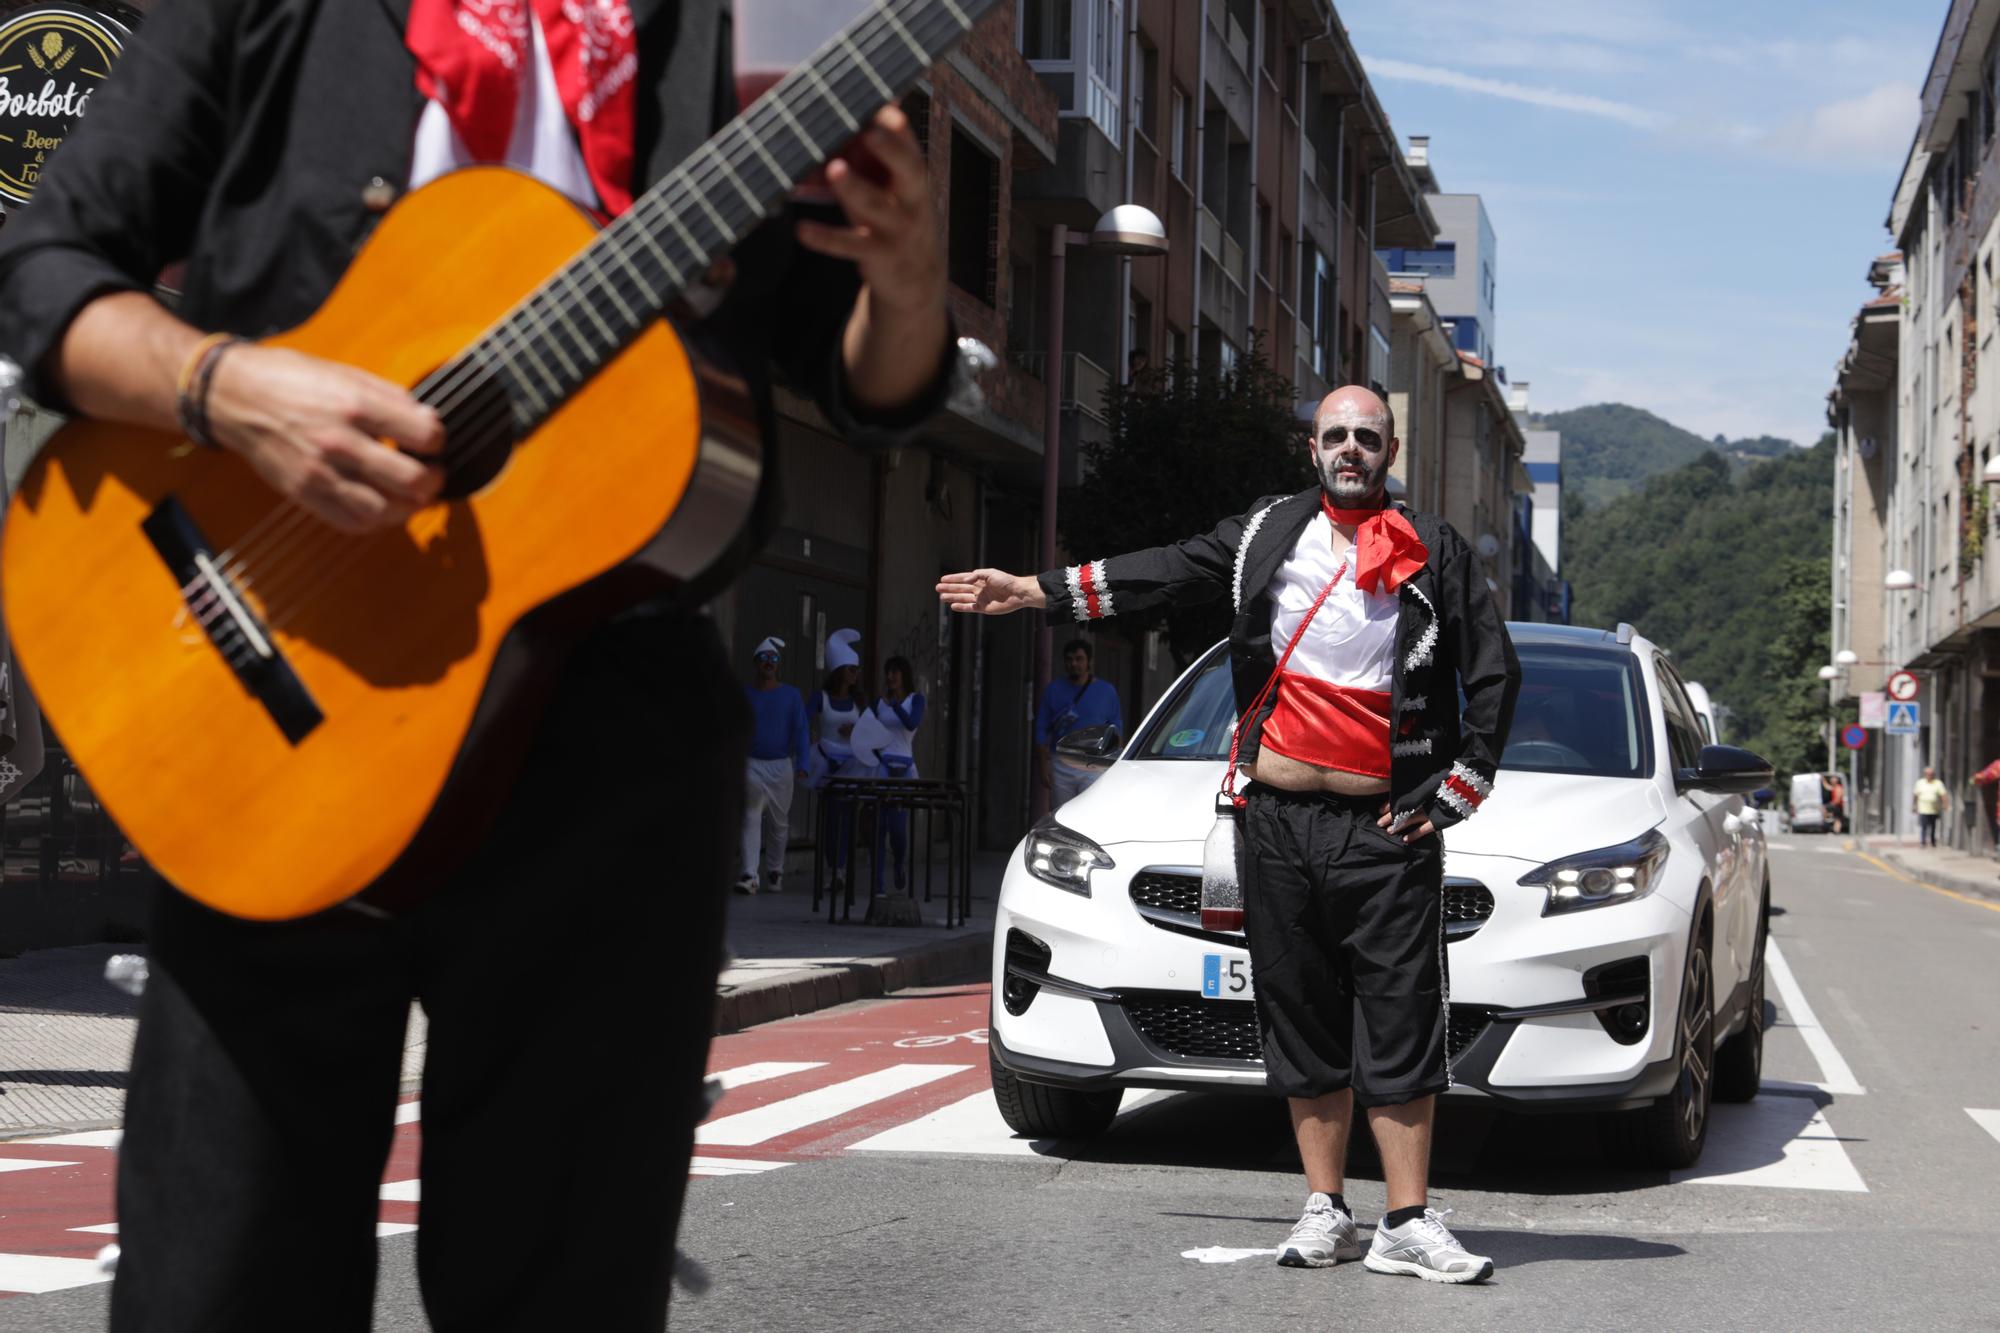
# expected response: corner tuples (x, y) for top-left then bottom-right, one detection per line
(739, 637), (809, 894)
(1036, 638), (1122, 807)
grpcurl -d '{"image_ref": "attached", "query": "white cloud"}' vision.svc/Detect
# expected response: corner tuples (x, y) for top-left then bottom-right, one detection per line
(1760, 81), (1920, 167)
(1359, 55), (1664, 129)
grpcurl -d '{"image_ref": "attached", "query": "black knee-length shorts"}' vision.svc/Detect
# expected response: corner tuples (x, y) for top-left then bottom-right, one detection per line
(1240, 783), (1449, 1106)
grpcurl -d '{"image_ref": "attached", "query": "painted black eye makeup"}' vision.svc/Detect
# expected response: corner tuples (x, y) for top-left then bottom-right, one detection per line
(1320, 425), (1383, 449)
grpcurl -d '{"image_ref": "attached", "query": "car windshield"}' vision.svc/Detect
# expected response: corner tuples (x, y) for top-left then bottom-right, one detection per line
(1133, 640), (1651, 778)
(1133, 647), (1236, 759)
(1504, 645), (1648, 778)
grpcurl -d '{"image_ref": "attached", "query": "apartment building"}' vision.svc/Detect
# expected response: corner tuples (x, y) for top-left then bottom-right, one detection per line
(1828, 0), (2000, 846)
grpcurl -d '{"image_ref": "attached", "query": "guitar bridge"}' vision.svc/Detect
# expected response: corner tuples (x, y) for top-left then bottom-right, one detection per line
(143, 495), (324, 744)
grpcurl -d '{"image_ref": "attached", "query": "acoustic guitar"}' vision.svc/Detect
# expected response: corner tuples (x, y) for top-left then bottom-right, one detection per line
(0, 0), (993, 921)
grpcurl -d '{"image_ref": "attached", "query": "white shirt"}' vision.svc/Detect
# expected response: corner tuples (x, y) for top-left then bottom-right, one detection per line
(1264, 511), (1399, 692)
(408, 15), (600, 212)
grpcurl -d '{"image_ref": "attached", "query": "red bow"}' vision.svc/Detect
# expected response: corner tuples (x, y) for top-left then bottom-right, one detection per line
(1323, 496), (1429, 594)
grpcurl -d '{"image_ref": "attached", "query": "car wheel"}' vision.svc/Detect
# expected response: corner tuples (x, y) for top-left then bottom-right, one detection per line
(989, 1043), (1121, 1139)
(1601, 923), (1714, 1170)
(1714, 884), (1768, 1104)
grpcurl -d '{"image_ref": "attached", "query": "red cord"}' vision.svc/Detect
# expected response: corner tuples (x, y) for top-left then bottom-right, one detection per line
(1222, 556), (1350, 805)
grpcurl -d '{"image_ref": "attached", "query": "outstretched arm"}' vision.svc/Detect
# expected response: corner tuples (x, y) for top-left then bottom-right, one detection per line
(937, 498), (1281, 624)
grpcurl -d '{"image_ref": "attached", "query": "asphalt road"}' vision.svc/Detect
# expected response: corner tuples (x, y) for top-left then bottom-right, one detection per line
(6, 838), (1998, 1331)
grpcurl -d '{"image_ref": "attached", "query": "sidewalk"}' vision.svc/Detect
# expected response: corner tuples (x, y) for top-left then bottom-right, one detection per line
(1857, 834), (2000, 904)
(0, 855), (1001, 1138)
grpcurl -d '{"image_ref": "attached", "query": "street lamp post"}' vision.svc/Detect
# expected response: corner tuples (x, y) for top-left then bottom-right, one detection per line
(1032, 205), (1168, 816)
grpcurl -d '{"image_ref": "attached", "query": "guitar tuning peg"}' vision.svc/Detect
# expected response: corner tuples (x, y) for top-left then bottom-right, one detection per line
(946, 337), (995, 416)
(104, 953), (149, 997)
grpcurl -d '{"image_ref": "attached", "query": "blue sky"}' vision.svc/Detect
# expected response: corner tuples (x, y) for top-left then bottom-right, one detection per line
(1340, 0), (1940, 445)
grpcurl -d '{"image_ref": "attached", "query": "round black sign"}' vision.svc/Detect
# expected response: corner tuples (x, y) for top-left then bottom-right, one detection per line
(0, 3), (135, 212)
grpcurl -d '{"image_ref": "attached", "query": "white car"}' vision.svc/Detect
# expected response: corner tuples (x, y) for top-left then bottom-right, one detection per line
(989, 622), (1774, 1168)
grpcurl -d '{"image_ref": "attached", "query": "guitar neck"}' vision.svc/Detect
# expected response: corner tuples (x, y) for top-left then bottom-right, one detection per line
(435, 0), (988, 433)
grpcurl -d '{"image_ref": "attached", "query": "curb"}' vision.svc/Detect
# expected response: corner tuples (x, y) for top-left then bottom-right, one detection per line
(712, 928), (992, 1035)
(1873, 849), (2000, 905)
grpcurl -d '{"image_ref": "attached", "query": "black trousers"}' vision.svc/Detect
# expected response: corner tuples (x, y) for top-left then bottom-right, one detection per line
(110, 613), (746, 1332)
(1240, 784), (1448, 1107)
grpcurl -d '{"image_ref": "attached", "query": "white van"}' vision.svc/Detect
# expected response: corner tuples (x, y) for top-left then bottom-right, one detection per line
(1788, 772), (1831, 833)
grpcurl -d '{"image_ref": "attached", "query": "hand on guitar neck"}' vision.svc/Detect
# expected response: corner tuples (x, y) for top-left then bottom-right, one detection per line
(54, 289), (446, 533)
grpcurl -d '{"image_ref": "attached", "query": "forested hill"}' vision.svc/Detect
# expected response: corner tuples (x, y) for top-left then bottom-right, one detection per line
(1563, 437), (1835, 776)
(1537, 402), (1804, 510)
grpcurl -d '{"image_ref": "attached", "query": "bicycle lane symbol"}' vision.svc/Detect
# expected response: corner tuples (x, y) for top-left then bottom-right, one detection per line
(892, 1029), (989, 1049)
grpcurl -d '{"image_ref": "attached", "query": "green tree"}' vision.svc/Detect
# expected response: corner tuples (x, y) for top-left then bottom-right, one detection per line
(1061, 336), (1312, 665)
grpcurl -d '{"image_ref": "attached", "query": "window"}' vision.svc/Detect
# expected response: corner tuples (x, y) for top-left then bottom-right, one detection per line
(1167, 324), (1186, 380)
(1278, 227), (1294, 307)
(1128, 293), (1151, 379)
(1379, 244), (1455, 277)
(1309, 248), (1333, 377)
(1657, 665), (1707, 772)
(1368, 326), (1390, 394)
(1020, 0), (1071, 60)
(1501, 647), (1649, 779)
(1134, 41), (1157, 142)
(1022, 0), (1121, 140)
(947, 130), (998, 305)
(1283, 42), (1298, 108)
(1169, 88), (1188, 179)
(1257, 199), (1273, 281)
(1262, 3), (1277, 73)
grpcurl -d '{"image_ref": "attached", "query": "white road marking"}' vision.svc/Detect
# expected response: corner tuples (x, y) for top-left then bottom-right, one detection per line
(0, 1254), (112, 1294)
(689, 1156), (792, 1177)
(695, 1064), (969, 1147)
(1182, 1246), (1280, 1264)
(376, 1223), (418, 1238)
(16, 1129), (121, 1149)
(379, 1179), (420, 1202)
(68, 1223), (118, 1235)
(1967, 1108), (2000, 1146)
(0, 1158), (78, 1173)
(711, 1062), (826, 1091)
(395, 1101), (422, 1125)
(1673, 1099), (1868, 1192)
(1809, 845), (1847, 855)
(1765, 940), (1865, 1095)
(850, 1087), (1175, 1156)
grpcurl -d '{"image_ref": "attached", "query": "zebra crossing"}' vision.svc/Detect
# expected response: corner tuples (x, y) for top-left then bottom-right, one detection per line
(3, 969), (1986, 1301)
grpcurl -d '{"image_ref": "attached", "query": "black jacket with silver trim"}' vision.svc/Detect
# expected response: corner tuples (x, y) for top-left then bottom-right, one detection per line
(1036, 488), (1521, 829)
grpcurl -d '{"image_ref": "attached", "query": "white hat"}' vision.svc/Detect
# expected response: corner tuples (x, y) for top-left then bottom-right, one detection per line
(754, 636), (784, 658)
(825, 628), (861, 671)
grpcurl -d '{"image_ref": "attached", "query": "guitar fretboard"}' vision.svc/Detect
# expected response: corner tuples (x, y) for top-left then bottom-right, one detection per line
(425, 0), (985, 435)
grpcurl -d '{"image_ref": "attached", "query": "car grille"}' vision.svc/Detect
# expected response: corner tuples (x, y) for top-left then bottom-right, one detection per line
(1121, 993), (1498, 1065)
(1129, 870), (1495, 939)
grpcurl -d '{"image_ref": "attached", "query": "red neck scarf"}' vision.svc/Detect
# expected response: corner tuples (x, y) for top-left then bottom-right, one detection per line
(405, 0), (640, 216)
(1322, 495), (1429, 595)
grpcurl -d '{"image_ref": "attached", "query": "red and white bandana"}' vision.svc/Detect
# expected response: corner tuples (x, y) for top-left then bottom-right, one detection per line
(405, 0), (640, 215)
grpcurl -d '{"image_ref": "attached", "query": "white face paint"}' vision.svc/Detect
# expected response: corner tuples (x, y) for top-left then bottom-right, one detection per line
(1310, 394), (1396, 508)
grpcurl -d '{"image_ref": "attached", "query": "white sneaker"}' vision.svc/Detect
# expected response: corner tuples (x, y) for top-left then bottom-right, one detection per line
(1276, 1193), (1362, 1268)
(732, 876), (758, 895)
(1363, 1207), (1493, 1284)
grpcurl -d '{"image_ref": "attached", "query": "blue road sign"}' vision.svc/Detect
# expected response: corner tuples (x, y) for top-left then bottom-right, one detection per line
(1841, 724), (1868, 750)
(1885, 701), (1921, 735)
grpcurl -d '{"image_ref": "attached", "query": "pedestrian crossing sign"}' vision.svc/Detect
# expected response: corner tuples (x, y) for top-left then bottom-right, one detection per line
(1885, 701), (1920, 735)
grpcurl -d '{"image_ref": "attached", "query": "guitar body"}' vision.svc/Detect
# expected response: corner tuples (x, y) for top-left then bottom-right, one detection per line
(0, 167), (761, 920)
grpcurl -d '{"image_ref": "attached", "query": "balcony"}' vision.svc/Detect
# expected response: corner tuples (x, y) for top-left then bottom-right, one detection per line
(1008, 350), (1112, 424)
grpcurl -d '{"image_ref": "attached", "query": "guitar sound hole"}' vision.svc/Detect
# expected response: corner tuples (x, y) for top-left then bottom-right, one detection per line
(426, 360), (518, 499)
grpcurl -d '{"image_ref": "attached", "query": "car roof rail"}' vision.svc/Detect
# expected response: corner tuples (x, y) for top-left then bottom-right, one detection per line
(1615, 622), (1636, 645)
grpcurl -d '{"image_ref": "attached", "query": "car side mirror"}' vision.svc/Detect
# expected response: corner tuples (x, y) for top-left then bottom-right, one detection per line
(1676, 744), (1774, 795)
(1054, 723), (1123, 770)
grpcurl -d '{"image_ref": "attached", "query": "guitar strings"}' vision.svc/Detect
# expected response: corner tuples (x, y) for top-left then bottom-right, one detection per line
(185, 7), (949, 634)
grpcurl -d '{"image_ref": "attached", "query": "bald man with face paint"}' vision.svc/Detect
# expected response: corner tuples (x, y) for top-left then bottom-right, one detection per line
(940, 385), (1519, 1285)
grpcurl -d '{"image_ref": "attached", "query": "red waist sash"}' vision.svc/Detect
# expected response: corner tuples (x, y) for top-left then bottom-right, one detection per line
(1259, 672), (1391, 777)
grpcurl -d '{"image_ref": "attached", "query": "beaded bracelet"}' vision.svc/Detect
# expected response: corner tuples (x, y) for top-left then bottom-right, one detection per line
(175, 333), (244, 448)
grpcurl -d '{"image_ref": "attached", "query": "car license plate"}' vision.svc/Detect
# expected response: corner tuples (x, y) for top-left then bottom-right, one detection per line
(1201, 953), (1253, 1000)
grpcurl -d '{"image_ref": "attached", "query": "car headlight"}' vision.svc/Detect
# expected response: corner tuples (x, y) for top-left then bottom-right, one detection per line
(1021, 816), (1114, 896)
(1519, 828), (1669, 915)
